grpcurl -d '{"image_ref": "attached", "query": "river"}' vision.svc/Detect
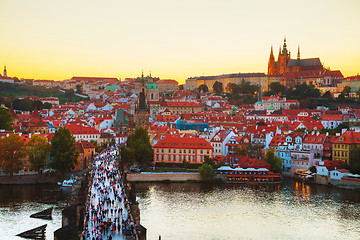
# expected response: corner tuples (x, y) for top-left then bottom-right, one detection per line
(0, 184), (66, 240)
(135, 178), (360, 240)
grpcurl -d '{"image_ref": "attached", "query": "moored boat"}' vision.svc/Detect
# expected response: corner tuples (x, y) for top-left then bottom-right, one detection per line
(57, 175), (76, 187)
(217, 166), (282, 183)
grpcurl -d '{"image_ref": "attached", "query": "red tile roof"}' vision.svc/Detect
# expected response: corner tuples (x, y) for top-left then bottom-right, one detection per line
(154, 135), (213, 150)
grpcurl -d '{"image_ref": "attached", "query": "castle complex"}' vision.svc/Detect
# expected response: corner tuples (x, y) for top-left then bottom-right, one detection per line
(184, 37), (342, 94)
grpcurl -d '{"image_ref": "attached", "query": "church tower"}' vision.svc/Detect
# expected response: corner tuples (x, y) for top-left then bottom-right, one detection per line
(3, 65), (7, 77)
(135, 72), (150, 128)
(267, 45), (276, 75)
(277, 37), (291, 74)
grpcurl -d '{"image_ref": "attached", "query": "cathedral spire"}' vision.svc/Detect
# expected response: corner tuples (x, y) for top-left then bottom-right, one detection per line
(268, 45), (276, 75)
(278, 46), (281, 58)
(282, 36), (288, 54)
(141, 69), (144, 78)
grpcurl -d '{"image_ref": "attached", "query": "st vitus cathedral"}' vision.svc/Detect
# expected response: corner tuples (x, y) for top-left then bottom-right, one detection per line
(268, 37), (324, 75)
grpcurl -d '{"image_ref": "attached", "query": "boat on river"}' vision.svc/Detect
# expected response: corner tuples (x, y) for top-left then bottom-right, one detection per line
(57, 175), (76, 187)
(217, 166), (282, 183)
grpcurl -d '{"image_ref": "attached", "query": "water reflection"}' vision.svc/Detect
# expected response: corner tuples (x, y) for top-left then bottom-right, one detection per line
(135, 178), (360, 240)
(0, 184), (66, 240)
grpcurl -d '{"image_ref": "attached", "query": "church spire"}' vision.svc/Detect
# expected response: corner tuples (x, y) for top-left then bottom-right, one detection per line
(297, 45), (300, 59)
(3, 65), (7, 78)
(141, 69), (144, 78)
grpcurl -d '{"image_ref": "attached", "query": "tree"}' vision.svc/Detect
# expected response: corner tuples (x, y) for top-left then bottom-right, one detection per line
(322, 91), (333, 100)
(348, 145), (360, 174)
(342, 86), (351, 98)
(213, 81), (223, 94)
(198, 163), (214, 180)
(65, 89), (75, 96)
(33, 100), (43, 110)
(43, 102), (52, 109)
(27, 135), (50, 173)
(197, 84), (209, 93)
(269, 82), (284, 95)
(0, 107), (14, 130)
(49, 127), (79, 174)
(204, 155), (214, 166)
(265, 148), (283, 173)
(127, 127), (153, 164)
(75, 84), (82, 94)
(119, 145), (134, 166)
(0, 134), (26, 176)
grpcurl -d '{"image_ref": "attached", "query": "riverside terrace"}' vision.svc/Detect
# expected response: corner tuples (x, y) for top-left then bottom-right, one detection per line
(82, 148), (138, 240)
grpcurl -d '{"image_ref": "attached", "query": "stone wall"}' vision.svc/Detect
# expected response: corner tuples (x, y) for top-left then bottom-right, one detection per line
(0, 174), (57, 184)
(331, 178), (360, 190)
(127, 172), (201, 182)
(315, 175), (330, 185)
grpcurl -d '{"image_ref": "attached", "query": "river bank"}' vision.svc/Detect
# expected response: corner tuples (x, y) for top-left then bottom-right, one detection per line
(0, 170), (87, 185)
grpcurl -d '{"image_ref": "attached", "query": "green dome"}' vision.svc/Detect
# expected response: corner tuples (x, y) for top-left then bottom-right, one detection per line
(146, 83), (158, 89)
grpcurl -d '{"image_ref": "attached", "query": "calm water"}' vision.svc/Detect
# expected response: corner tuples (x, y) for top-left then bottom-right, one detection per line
(0, 184), (66, 240)
(135, 179), (360, 240)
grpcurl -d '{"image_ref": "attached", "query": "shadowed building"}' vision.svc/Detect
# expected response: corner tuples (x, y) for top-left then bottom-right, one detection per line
(135, 80), (150, 128)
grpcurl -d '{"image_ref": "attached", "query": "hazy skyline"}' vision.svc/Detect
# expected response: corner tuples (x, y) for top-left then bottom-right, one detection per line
(0, 0), (359, 84)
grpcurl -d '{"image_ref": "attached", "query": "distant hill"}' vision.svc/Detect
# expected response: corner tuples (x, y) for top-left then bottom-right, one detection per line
(0, 82), (88, 104)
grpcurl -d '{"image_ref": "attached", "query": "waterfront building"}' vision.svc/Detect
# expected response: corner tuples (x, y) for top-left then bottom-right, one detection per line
(209, 129), (238, 156)
(329, 169), (350, 180)
(290, 150), (315, 174)
(153, 135), (213, 164)
(74, 140), (95, 171)
(302, 132), (327, 157)
(332, 130), (360, 164)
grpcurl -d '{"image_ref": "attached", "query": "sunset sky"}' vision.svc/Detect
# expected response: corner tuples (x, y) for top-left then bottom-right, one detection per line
(0, 0), (359, 84)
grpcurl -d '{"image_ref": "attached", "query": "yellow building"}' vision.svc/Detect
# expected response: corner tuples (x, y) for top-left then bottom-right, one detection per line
(332, 131), (360, 164)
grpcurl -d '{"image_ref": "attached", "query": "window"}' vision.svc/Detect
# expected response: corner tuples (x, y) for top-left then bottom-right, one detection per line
(201, 150), (203, 154)
(174, 149), (176, 153)
(207, 150), (209, 154)
(162, 149), (164, 153)
(180, 149), (182, 153)
(157, 149), (159, 153)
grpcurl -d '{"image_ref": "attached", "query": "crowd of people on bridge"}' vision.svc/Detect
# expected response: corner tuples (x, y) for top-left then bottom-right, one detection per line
(82, 147), (136, 240)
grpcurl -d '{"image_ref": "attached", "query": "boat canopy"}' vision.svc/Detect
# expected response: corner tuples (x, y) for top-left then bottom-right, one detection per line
(217, 166), (234, 171)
